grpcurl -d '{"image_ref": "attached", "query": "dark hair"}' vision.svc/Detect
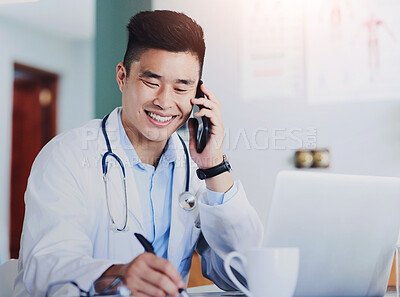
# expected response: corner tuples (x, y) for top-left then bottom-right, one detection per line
(123, 10), (206, 77)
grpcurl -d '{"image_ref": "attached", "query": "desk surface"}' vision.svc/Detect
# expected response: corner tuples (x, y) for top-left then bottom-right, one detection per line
(187, 285), (398, 297)
(187, 285), (244, 297)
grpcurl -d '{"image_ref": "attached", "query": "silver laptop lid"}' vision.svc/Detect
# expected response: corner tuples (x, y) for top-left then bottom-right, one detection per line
(264, 171), (400, 297)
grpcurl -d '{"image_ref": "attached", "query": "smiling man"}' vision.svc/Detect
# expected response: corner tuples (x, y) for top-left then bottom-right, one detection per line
(13, 10), (263, 297)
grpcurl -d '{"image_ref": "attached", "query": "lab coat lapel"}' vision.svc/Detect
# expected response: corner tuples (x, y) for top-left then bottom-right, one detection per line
(98, 108), (144, 233)
(168, 134), (196, 268)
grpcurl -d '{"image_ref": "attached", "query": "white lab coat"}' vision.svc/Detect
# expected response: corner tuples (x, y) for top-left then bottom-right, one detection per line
(13, 108), (263, 297)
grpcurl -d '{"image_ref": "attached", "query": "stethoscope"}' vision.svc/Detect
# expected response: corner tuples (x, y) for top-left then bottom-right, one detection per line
(101, 113), (197, 232)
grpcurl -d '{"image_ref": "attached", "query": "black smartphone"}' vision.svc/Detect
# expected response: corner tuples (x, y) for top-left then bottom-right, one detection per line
(193, 80), (211, 153)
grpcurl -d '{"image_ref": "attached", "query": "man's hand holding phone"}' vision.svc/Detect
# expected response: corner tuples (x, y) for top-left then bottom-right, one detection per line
(188, 82), (234, 193)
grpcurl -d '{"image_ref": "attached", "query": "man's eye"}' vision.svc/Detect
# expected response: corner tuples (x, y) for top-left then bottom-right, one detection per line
(175, 88), (188, 93)
(143, 80), (159, 87)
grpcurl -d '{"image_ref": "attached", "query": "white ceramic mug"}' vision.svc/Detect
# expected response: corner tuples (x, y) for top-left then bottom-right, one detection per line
(224, 247), (299, 297)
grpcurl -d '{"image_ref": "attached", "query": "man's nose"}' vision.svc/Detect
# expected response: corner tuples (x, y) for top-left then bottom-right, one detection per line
(154, 86), (173, 109)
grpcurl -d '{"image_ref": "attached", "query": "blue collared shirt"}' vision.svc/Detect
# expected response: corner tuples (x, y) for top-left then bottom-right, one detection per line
(117, 111), (235, 262)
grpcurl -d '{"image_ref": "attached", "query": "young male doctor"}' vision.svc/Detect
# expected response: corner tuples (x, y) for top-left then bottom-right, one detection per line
(13, 10), (263, 297)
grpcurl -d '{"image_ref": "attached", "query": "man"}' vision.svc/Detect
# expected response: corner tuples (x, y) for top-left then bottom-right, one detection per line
(13, 10), (263, 297)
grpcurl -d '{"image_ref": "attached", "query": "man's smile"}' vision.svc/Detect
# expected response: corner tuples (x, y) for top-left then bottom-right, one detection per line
(145, 110), (177, 126)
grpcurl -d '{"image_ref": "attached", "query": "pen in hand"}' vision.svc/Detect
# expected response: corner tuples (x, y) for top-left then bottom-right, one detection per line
(134, 233), (155, 254)
(134, 233), (190, 297)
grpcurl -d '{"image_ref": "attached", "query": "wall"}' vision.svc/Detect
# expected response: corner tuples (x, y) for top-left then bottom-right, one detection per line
(95, 0), (151, 118)
(0, 16), (94, 261)
(153, 0), (400, 224)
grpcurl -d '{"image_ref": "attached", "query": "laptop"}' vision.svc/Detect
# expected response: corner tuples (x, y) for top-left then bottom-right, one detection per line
(263, 171), (400, 297)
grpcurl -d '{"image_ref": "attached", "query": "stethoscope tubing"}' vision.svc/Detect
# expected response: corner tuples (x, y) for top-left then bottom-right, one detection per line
(101, 113), (196, 232)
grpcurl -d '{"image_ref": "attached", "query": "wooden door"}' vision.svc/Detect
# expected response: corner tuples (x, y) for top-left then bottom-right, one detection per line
(9, 63), (58, 259)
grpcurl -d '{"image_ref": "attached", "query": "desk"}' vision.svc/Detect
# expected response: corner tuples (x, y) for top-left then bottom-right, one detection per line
(386, 288), (397, 297)
(187, 285), (244, 296)
(187, 285), (398, 297)
(188, 285), (222, 294)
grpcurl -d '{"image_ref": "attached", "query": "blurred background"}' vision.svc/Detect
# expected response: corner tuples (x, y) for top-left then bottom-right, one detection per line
(0, 0), (399, 266)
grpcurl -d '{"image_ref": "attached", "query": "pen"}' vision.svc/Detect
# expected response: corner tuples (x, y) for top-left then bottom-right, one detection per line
(179, 288), (190, 297)
(134, 233), (155, 254)
(134, 233), (190, 297)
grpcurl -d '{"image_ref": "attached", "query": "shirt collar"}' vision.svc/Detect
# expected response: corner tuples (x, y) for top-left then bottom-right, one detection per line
(160, 137), (177, 164)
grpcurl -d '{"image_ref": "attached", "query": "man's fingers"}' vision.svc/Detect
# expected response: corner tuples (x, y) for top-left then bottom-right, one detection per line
(142, 269), (180, 297)
(132, 291), (155, 297)
(193, 108), (222, 129)
(131, 277), (172, 297)
(200, 83), (219, 104)
(146, 255), (185, 288)
(191, 97), (219, 112)
(125, 253), (184, 297)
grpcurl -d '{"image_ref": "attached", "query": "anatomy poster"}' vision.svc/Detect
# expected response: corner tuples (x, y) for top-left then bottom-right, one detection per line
(306, 0), (400, 104)
(240, 0), (304, 101)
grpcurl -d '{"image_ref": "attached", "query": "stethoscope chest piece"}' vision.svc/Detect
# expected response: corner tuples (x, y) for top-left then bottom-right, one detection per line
(178, 191), (197, 211)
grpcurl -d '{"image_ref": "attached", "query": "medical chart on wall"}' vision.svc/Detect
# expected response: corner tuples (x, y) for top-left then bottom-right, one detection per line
(305, 0), (400, 104)
(240, 0), (304, 101)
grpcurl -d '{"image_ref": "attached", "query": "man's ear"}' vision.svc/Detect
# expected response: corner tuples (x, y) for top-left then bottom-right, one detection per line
(116, 62), (127, 92)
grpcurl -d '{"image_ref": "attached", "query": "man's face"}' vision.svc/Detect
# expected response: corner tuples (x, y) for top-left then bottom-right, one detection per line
(117, 49), (200, 146)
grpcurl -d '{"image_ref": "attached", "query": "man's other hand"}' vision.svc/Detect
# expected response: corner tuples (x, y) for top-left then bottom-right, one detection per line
(100, 253), (185, 297)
